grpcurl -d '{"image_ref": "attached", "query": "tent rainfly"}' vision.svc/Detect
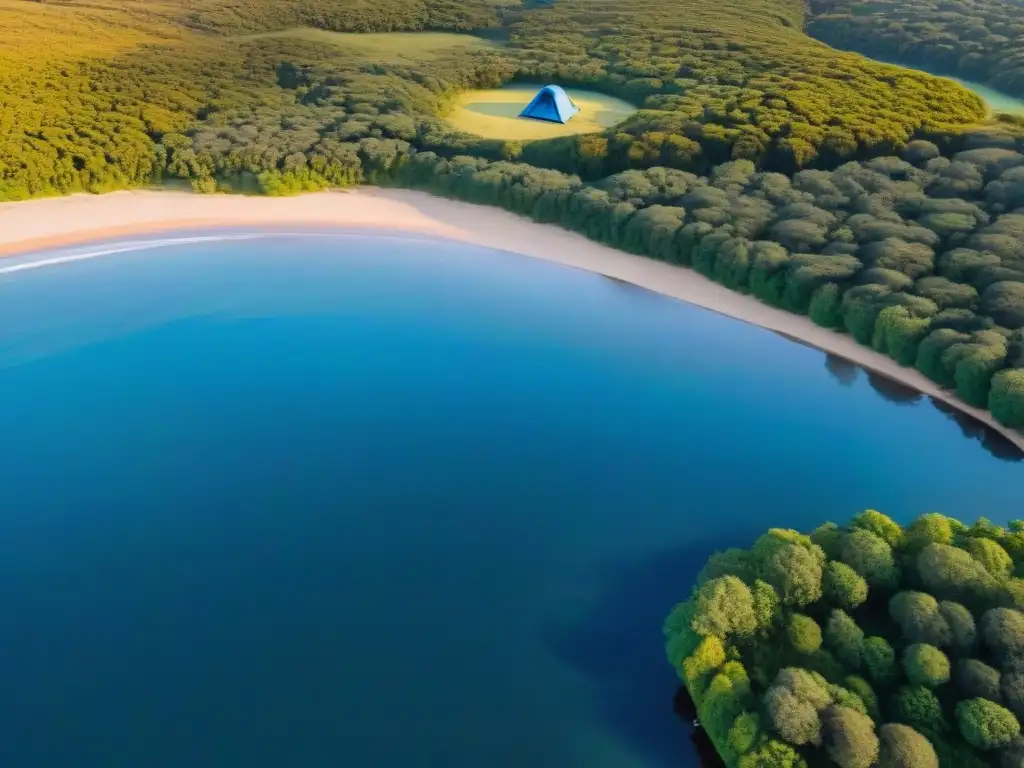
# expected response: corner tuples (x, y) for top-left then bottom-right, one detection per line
(519, 85), (580, 124)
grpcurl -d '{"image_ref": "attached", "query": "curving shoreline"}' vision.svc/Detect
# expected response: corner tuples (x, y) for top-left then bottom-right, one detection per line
(1, 186), (1021, 452)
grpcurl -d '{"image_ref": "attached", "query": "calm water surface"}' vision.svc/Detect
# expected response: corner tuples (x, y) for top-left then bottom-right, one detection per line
(0, 233), (1020, 768)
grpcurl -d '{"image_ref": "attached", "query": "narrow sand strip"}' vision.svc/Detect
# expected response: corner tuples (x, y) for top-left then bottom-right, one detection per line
(0, 187), (1021, 452)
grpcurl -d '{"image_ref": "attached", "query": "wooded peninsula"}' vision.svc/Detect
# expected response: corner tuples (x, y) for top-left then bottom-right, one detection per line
(1, 0), (1023, 429)
(666, 512), (1024, 768)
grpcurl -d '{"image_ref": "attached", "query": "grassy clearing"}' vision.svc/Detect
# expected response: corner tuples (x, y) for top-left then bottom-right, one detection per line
(234, 29), (498, 62)
(445, 85), (636, 140)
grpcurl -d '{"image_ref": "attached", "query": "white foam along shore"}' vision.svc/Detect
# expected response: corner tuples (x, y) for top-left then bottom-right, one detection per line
(0, 186), (1021, 451)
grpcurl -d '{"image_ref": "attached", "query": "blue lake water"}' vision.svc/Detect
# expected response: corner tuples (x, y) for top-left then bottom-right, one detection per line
(0, 232), (1020, 768)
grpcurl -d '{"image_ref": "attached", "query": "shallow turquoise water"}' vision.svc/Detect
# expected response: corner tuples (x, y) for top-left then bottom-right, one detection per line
(945, 75), (1024, 115)
(0, 232), (1020, 768)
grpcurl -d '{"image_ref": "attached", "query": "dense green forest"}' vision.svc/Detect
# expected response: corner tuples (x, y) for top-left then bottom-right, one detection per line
(808, 0), (1024, 101)
(0, 0), (1022, 426)
(665, 511), (1024, 768)
(0, 0), (992, 202)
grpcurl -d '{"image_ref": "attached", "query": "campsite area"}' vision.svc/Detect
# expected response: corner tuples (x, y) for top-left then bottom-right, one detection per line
(444, 84), (638, 140)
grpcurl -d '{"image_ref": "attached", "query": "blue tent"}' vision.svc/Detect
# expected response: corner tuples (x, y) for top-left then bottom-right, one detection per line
(519, 85), (579, 124)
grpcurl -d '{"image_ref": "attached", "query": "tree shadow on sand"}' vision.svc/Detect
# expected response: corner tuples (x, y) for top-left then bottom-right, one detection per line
(542, 538), (736, 768)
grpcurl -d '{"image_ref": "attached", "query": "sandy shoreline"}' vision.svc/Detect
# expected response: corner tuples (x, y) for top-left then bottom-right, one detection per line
(1, 186), (1021, 452)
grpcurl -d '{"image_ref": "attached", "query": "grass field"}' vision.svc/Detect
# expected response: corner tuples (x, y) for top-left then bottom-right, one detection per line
(445, 85), (637, 140)
(234, 28), (499, 62)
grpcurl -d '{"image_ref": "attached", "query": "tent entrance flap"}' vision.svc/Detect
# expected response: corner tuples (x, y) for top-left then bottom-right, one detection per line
(519, 85), (580, 123)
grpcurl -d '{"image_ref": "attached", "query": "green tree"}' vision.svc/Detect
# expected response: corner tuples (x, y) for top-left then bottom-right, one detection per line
(683, 635), (726, 698)
(918, 543), (998, 605)
(728, 711), (762, 756)
(698, 548), (753, 584)
(704, 669), (754, 758)
(811, 522), (844, 560)
(889, 686), (947, 735)
(953, 333), (1009, 408)
(877, 723), (938, 768)
(825, 609), (865, 669)
(788, 614), (823, 654)
(957, 659), (1002, 702)
(692, 576), (759, 639)
(889, 592), (952, 647)
(862, 636), (898, 686)
(982, 608), (1024, 660)
(829, 683), (870, 715)
(664, 600), (701, 674)
(753, 579), (781, 632)
(773, 667), (834, 708)
(963, 538), (1014, 579)
(917, 330), (971, 387)
(939, 601), (977, 653)
(902, 644), (951, 689)
(824, 561), (869, 610)
(763, 544), (824, 607)
(841, 529), (898, 590)
(850, 509), (903, 548)
(821, 705), (879, 768)
(764, 686), (822, 745)
(810, 283), (844, 329)
(844, 676), (879, 720)
(990, 369), (1024, 428)
(872, 305), (933, 366)
(751, 529), (823, 567)
(842, 285), (890, 344)
(738, 739), (808, 768)
(906, 514), (955, 552)
(956, 698), (1021, 750)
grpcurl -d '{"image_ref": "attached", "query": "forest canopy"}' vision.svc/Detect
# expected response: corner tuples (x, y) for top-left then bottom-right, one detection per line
(0, 0), (995, 205)
(665, 511), (1024, 768)
(808, 0), (1024, 103)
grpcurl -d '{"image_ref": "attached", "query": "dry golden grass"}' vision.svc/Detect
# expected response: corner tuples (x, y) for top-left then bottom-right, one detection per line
(0, 0), (169, 59)
(445, 85), (636, 140)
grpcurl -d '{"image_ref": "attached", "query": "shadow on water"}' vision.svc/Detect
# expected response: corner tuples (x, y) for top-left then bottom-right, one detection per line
(864, 370), (923, 406)
(930, 397), (1024, 462)
(543, 538), (736, 768)
(824, 353), (859, 387)
(822, 353), (1023, 462)
(673, 687), (728, 768)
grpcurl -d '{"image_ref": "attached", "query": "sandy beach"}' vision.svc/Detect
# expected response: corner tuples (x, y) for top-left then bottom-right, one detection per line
(1, 186), (1021, 452)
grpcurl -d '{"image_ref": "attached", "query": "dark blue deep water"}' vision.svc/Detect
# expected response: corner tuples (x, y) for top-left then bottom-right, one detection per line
(0, 232), (1020, 768)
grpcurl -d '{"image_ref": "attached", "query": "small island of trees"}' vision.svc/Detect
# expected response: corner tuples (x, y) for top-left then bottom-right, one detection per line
(665, 511), (1024, 767)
